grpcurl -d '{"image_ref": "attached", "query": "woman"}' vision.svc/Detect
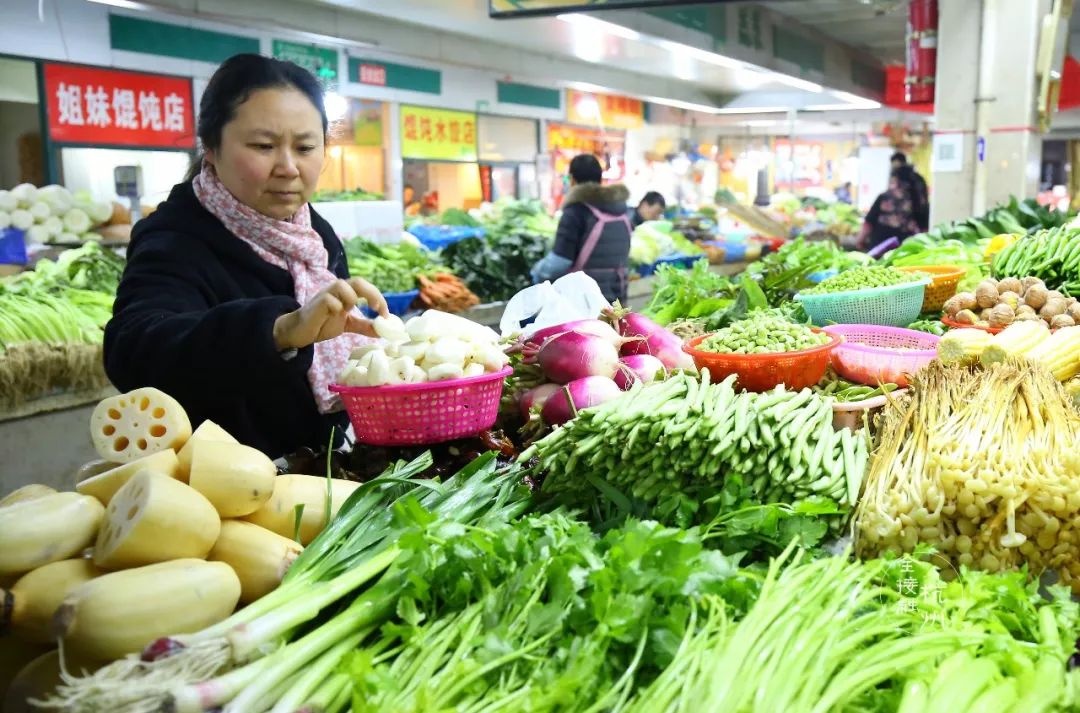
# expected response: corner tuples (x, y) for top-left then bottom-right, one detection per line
(859, 165), (925, 251)
(104, 54), (388, 459)
(531, 154), (632, 303)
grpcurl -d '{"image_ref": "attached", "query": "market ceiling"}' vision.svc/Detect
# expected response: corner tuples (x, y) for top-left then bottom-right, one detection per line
(304, 0), (893, 113)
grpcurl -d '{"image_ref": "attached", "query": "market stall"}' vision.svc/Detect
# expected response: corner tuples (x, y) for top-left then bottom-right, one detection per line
(400, 105), (481, 215)
(7, 188), (1080, 713)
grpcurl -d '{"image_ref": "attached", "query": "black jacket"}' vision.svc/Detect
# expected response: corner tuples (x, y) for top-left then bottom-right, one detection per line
(553, 183), (632, 302)
(103, 182), (349, 459)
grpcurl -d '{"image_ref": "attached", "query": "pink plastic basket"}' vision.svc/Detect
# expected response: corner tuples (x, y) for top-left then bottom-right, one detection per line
(330, 367), (512, 446)
(822, 325), (940, 389)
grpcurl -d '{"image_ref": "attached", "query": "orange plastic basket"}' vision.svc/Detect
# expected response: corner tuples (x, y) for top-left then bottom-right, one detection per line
(683, 330), (842, 392)
(898, 265), (965, 312)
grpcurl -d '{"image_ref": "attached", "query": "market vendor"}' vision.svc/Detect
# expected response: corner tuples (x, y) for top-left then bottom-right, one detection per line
(531, 154), (632, 303)
(104, 54), (389, 458)
(628, 191), (666, 228)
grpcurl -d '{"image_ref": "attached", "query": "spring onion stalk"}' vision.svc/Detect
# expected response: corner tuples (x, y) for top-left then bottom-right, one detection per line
(47, 451), (529, 713)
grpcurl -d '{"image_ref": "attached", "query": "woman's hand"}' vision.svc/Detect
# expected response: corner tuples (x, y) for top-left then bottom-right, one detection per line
(273, 278), (389, 351)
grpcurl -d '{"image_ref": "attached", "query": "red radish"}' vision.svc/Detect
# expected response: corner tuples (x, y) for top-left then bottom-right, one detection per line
(521, 320), (639, 358)
(534, 330), (621, 384)
(612, 310), (694, 369)
(518, 383), (562, 419)
(541, 376), (622, 425)
(614, 354), (667, 390)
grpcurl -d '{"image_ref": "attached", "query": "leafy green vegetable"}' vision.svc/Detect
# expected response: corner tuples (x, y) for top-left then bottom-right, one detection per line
(342, 238), (444, 293)
(644, 260), (737, 326)
(441, 231), (548, 303)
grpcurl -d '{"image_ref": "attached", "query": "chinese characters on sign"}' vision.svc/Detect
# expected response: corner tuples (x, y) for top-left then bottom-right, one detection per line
(565, 90), (643, 130)
(43, 64), (194, 149)
(400, 105), (478, 162)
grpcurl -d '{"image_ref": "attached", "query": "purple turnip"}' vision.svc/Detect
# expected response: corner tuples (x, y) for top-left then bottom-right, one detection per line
(518, 383), (562, 420)
(541, 376), (622, 425)
(615, 312), (695, 370)
(614, 354), (667, 390)
(533, 330), (621, 384)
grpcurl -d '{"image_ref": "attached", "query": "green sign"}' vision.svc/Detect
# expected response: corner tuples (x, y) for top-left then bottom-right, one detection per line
(647, 5), (726, 50)
(109, 14), (258, 64)
(272, 40), (339, 90)
(348, 58), (442, 95)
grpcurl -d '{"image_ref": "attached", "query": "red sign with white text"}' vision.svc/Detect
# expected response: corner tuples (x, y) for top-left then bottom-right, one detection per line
(43, 63), (195, 149)
(358, 64), (387, 86)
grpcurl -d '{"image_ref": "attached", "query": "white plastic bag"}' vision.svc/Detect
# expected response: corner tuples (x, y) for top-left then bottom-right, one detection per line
(499, 272), (609, 338)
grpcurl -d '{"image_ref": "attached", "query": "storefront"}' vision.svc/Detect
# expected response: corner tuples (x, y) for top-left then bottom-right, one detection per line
(40, 62), (195, 208)
(318, 98), (387, 200)
(477, 114), (540, 202)
(400, 104), (479, 215)
(545, 89), (643, 209)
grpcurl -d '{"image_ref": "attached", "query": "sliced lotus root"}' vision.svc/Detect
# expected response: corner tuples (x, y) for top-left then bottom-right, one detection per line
(89, 387), (192, 464)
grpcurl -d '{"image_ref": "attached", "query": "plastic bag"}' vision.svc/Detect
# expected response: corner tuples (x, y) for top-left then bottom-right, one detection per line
(500, 272), (609, 338)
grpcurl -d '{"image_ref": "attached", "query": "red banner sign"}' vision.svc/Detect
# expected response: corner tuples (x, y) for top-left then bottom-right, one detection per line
(43, 63), (195, 149)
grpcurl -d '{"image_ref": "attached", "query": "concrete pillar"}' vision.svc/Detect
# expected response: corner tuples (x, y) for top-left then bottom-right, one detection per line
(932, 0), (1049, 224)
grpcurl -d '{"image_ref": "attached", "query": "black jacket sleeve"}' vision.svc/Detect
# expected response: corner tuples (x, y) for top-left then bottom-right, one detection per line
(553, 205), (586, 263)
(103, 232), (314, 400)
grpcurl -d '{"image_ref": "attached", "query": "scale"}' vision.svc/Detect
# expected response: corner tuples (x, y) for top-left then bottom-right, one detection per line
(114, 165), (144, 224)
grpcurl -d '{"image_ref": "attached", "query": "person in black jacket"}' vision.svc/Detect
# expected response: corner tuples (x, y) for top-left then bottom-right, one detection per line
(531, 154), (631, 303)
(628, 191), (666, 228)
(104, 54), (388, 459)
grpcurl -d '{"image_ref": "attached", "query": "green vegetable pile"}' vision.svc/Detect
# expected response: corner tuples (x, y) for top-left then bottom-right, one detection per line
(992, 225), (1080, 296)
(524, 371), (867, 534)
(310, 188), (383, 202)
(745, 237), (871, 305)
(815, 373), (898, 402)
(437, 207), (480, 227)
(0, 242), (123, 346)
(643, 259), (738, 326)
(435, 199), (558, 302)
(630, 221), (703, 266)
(881, 235), (989, 292)
(342, 238), (441, 293)
(441, 231), (548, 302)
(803, 265), (925, 295)
(907, 318), (948, 336)
(699, 312), (827, 354)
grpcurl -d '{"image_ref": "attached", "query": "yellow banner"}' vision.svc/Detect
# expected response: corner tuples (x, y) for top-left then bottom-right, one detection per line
(401, 105), (478, 161)
(566, 90), (643, 130)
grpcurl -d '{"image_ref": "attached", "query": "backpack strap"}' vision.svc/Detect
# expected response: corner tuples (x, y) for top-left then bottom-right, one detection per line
(572, 204), (632, 272)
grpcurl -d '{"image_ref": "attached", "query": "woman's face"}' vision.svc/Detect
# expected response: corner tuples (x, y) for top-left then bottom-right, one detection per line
(205, 87), (325, 220)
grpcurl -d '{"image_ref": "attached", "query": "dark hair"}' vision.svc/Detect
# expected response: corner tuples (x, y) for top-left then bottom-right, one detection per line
(569, 154), (603, 184)
(890, 151), (908, 165)
(640, 191), (666, 208)
(185, 54), (328, 181)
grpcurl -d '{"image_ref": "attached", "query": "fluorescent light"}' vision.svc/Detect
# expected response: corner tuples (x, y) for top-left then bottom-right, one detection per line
(714, 106), (789, 115)
(557, 13), (641, 41)
(804, 103), (881, 111)
(86, 0), (152, 8)
(566, 81), (611, 93)
(324, 92), (349, 122)
(655, 39), (744, 69)
(768, 73), (824, 93)
(644, 96), (723, 114)
(831, 89), (882, 108)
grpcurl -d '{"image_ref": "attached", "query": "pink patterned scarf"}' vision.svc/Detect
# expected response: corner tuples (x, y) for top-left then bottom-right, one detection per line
(192, 164), (368, 414)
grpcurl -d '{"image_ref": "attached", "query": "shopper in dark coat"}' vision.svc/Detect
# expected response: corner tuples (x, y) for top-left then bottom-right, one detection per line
(105, 54), (387, 459)
(531, 154), (632, 303)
